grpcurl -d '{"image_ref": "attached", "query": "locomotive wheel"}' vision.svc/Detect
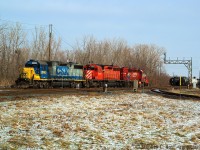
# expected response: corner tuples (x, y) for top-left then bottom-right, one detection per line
(70, 82), (76, 88)
(86, 83), (90, 88)
(39, 82), (49, 89)
(33, 81), (40, 88)
(16, 81), (29, 88)
(39, 82), (43, 88)
(44, 82), (50, 88)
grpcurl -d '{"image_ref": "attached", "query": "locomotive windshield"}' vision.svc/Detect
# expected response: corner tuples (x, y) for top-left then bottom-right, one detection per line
(84, 66), (95, 70)
(74, 65), (83, 69)
(113, 68), (120, 71)
(25, 61), (39, 67)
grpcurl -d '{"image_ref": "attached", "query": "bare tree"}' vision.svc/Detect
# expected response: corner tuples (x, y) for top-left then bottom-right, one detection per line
(0, 23), (27, 85)
(51, 37), (62, 60)
(0, 23), (170, 87)
(72, 36), (168, 86)
(31, 27), (48, 60)
(132, 44), (165, 85)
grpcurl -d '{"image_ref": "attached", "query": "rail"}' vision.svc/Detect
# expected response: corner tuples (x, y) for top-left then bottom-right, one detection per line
(151, 89), (200, 100)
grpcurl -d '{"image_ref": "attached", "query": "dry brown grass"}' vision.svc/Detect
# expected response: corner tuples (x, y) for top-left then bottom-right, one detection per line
(0, 93), (199, 149)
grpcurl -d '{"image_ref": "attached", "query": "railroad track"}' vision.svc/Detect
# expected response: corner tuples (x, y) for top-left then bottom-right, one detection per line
(2, 87), (199, 102)
(0, 87), (138, 102)
(151, 89), (200, 100)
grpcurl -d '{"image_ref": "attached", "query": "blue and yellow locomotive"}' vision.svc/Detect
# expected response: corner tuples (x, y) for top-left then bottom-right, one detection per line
(15, 59), (85, 88)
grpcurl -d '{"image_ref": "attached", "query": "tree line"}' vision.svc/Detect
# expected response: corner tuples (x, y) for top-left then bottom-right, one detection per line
(0, 22), (170, 86)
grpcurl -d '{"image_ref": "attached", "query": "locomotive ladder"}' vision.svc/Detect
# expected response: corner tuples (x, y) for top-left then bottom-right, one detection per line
(164, 53), (192, 84)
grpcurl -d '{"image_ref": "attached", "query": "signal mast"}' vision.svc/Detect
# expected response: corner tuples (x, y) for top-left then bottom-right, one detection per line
(164, 53), (192, 83)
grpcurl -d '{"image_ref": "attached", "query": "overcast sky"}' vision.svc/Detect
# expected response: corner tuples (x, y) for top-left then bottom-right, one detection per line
(1, 0), (200, 77)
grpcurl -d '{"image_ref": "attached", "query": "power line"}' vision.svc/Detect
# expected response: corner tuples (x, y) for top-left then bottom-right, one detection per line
(49, 24), (52, 61)
(0, 19), (50, 33)
(52, 26), (74, 49)
(0, 19), (74, 50)
(0, 18), (48, 27)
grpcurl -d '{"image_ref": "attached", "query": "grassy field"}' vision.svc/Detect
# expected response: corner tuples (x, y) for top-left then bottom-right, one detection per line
(169, 88), (200, 96)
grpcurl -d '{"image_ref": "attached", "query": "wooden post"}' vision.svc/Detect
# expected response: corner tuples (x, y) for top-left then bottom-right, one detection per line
(133, 80), (138, 92)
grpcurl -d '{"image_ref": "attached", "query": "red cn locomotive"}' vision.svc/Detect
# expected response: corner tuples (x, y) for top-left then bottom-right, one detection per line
(84, 64), (149, 88)
(120, 67), (149, 86)
(84, 64), (121, 87)
(84, 64), (103, 80)
(103, 65), (120, 80)
(120, 67), (141, 81)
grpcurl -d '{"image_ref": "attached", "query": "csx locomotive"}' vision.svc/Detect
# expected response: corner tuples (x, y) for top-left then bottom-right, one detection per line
(15, 59), (149, 88)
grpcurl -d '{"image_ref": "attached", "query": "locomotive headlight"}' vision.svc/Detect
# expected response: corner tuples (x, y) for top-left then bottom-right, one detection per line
(41, 71), (46, 74)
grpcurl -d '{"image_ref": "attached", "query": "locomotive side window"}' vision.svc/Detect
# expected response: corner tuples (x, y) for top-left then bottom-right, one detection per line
(128, 69), (132, 72)
(25, 62), (39, 68)
(41, 65), (46, 70)
(86, 66), (95, 70)
(113, 68), (120, 71)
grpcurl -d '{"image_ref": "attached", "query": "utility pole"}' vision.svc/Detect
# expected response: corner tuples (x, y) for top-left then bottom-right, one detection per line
(164, 53), (192, 83)
(199, 70), (200, 79)
(49, 24), (52, 61)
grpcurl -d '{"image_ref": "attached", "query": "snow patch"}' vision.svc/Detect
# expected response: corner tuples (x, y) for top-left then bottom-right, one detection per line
(0, 93), (199, 149)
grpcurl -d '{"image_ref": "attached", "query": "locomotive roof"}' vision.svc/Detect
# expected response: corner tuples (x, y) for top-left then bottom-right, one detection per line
(28, 59), (48, 65)
(37, 60), (48, 65)
(86, 63), (120, 68)
(60, 63), (83, 67)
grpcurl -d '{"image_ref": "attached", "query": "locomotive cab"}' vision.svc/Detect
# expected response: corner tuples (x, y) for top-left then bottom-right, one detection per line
(84, 64), (103, 80)
(16, 60), (49, 87)
(24, 60), (49, 80)
(66, 62), (83, 80)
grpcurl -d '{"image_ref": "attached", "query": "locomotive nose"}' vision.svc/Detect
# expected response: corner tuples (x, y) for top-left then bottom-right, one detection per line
(85, 70), (93, 79)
